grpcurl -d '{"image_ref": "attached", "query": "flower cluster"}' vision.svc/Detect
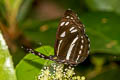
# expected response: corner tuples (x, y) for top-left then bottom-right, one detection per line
(37, 63), (85, 80)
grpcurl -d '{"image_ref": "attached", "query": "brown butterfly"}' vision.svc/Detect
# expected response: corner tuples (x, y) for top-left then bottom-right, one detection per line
(23, 9), (90, 66)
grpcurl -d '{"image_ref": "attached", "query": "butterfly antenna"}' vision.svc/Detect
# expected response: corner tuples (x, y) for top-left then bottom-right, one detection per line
(21, 45), (53, 60)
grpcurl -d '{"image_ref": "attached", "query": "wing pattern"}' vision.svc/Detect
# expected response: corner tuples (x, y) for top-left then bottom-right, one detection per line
(54, 9), (90, 65)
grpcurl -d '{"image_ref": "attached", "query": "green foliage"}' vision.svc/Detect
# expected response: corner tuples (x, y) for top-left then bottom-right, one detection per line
(0, 32), (16, 80)
(16, 46), (54, 80)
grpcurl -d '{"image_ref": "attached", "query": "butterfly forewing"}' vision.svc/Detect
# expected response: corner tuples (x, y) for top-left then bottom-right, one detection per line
(54, 10), (90, 65)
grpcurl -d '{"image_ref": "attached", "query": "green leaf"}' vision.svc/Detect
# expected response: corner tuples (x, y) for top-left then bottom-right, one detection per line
(35, 45), (54, 56)
(0, 31), (17, 80)
(16, 45), (54, 80)
(90, 68), (120, 80)
(85, 0), (120, 14)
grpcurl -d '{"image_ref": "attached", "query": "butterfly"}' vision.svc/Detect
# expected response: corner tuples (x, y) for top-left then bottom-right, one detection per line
(23, 9), (90, 66)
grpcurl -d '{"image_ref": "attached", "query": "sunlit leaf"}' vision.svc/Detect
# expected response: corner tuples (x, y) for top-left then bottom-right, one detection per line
(0, 31), (17, 80)
(16, 45), (54, 80)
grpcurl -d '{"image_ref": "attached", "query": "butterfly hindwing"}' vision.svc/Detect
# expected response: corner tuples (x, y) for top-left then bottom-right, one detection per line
(54, 9), (90, 65)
